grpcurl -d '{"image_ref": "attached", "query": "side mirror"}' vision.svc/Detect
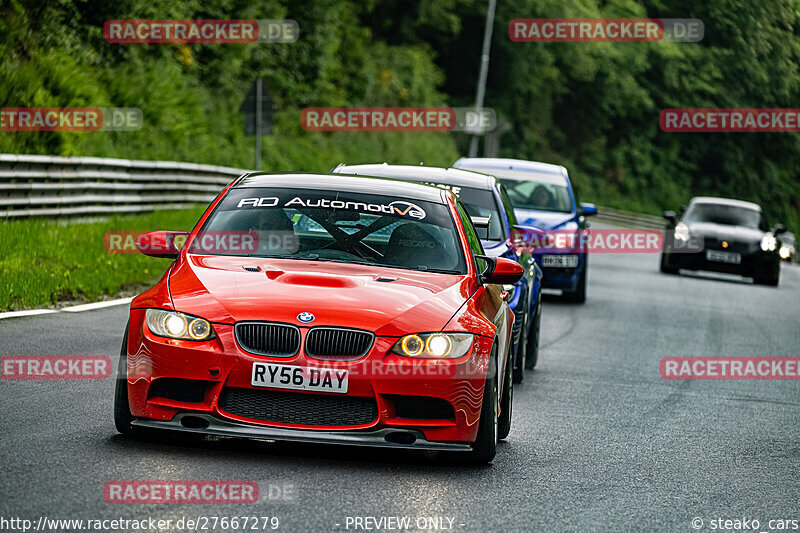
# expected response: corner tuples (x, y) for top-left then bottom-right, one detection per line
(663, 211), (677, 225)
(579, 203), (597, 216)
(135, 231), (188, 259)
(470, 216), (490, 229)
(772, 224), (787, 235)
(476, 256), (524, 284)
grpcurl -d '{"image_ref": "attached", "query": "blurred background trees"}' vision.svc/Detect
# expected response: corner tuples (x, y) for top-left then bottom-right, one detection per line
(1, 0), (798, 230)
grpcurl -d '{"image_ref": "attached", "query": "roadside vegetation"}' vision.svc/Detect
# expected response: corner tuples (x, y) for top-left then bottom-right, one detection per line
(0, 207), (206, 310)
(1, 0), (798, 309)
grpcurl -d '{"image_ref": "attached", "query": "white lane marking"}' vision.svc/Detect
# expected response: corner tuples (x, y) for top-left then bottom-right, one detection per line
(0, 309), (59, 320)
(62, 297), (133, 312)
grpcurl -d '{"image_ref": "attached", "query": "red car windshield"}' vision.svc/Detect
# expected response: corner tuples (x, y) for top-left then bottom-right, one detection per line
(193, 187), (467, 274)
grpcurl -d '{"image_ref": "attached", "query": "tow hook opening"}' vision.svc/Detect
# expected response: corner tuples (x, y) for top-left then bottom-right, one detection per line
(180, 415), (209, 429)
(384, 431), (416, 445)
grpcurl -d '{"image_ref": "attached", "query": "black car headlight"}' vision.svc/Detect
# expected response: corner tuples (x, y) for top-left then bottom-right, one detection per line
(674, 222), (690, 242)
(760, 233), (777, 252)
(391, 333), (473, 359)
(145, 309), (215, 341)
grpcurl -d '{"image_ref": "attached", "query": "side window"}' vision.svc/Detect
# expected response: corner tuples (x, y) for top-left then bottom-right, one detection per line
(455, 199), (484, 256)
(498, 184), (517, 227)
(455, 199), (489, 275)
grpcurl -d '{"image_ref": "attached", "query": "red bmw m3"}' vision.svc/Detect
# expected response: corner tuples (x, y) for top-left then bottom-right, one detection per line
(114, 172), (523, 463)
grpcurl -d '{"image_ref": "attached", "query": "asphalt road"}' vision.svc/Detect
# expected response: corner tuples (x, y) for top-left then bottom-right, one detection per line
(1, 239), (799, 533)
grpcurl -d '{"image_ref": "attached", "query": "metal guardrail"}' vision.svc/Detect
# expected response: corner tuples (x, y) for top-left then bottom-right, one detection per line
(0, 154), (246, 218)
(0, 154), (667, 227)
(592, 206), (666, 229)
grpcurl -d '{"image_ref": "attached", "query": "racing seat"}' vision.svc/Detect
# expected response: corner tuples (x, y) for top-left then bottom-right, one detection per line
(201, 208), (298, 255)
(253, 209), (299, 255)
(383, 223), (456, 271)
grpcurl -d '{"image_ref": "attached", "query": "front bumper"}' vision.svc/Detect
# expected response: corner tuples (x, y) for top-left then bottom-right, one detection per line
(124, 309), (493, 445)
(665, 248), (778, 277)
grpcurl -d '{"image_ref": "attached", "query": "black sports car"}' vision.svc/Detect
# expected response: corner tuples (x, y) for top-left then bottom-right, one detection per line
(660, 197), (785, 286)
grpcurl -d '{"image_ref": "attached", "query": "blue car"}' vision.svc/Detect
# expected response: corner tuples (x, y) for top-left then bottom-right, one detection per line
(453, 158), (597, 303)
(332, 163), (544, 380)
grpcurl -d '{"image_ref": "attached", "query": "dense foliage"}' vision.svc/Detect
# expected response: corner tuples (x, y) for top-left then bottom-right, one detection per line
(2, 0), (799, 230)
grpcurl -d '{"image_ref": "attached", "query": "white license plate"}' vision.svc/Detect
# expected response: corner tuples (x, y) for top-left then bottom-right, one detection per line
(541, 254), (579, 268)
(251, 363), (348, 394)
(706, 249), (741, 264)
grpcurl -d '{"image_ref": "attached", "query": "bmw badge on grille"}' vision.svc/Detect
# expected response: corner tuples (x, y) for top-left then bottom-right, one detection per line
(297, 312), (315, 323)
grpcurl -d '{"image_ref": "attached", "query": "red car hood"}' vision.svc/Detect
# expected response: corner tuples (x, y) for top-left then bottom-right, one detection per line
(167, 255), (474, 337)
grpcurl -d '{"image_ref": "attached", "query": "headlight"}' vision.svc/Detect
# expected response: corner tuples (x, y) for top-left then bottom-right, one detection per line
(145, 309), (215, 341)
(779, 246), (790, 259)
(391, 333), (473, 359)
(674, 222), (690, 241)
(760, 233), (777, 252)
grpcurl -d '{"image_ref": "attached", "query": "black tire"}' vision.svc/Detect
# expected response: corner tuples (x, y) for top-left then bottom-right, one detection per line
(464, 352), (498, 464)
(513, 298), (528, 383)
(524, 290), (542, 370)
(660, 252), (679, 274)
(563, 257), (587, 303)
(114, 327), (138, 435)
(755, 270), (780, 286)
(498, 352), (513, 441)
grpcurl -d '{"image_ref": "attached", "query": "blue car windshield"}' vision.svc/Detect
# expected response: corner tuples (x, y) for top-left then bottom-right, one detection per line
(497, 178), (572, 213)
(458, 167), (573, 213)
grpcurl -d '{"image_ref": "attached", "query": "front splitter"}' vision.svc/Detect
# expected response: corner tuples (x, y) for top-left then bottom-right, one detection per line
(132, 413), (472, 452)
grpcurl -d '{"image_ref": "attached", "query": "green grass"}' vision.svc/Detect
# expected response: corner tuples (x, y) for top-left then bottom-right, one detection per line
(0, 207), (207, 311)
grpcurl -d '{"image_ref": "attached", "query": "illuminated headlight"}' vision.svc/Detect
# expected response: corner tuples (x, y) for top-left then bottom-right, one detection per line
(391, 333), (473, 359)
(145, 309), (215, 341)
(760, 233), (777, 252)
(779, 246), (791, 259)
(674, 222), (690, 242)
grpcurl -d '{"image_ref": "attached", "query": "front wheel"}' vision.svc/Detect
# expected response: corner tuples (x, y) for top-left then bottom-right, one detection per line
(754, 268), (780, 286)
(114, 328), (137, 435)
(660, 252), (679, 274)
(524, 290), (542, 370)
(464, 354), (498, 464)
(563, 257), (587, 303)
(513, 306), (528, 383)
(498, 352), (513, 441)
